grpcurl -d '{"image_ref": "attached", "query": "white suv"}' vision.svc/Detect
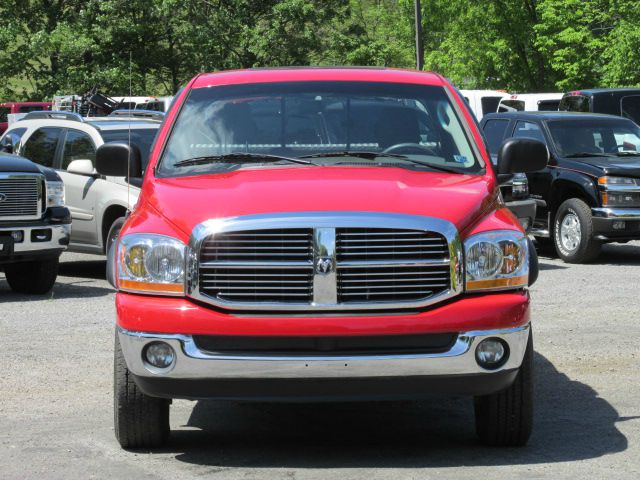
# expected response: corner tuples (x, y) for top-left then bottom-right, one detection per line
(0, 111), (161, 254)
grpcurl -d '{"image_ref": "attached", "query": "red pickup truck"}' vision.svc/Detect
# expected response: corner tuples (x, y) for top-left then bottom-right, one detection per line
(96, 68), (548, 449)
(0, 102), (52, 134)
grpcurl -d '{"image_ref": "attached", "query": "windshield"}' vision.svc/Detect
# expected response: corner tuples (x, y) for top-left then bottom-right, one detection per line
(547, 119), (640, 157)
(621, 96), (640, 125)
(157, 81), (482, 177)
(101, 128), (159, 171)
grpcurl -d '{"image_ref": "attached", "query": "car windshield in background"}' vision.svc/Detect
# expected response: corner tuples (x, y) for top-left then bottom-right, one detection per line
(101, 128), (158, 171)
(547, 119), (640, 158)
(621, 95), (640, 125)
(157, 81), (482, 177)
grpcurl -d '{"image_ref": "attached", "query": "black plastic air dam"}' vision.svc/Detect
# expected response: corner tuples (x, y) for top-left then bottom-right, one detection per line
(131, 370), (519, 401)
(192, 332), (458, 357)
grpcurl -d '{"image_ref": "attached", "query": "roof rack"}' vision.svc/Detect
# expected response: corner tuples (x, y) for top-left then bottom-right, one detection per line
(22, 111), (84, 122)
(108, 109), (164, 120)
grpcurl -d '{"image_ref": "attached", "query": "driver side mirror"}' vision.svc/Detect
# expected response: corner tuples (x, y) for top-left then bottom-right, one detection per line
(497, 138), (549, 182)
(0, 135), (14, 154)
(67, 159), (97, 176)
(96, 142), (142, 178)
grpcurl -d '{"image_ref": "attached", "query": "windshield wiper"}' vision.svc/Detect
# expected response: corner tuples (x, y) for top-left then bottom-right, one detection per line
(299, 151), (465, 173)
(173, 152), (315, 167)
(299, 151), (408, 160)
(564, 152), (614, 158)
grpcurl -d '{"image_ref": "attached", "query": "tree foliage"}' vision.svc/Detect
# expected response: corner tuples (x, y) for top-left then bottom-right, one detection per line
(1, 0), (640, 101)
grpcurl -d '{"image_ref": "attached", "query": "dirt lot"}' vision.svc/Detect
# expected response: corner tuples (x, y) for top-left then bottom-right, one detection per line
(1, 245), (639, 479)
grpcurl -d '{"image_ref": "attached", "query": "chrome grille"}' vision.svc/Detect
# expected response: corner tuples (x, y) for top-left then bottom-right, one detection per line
(198, 229), (314, 303)
(0, 175), (42, 220)
(191, 213), (462, 311)
(336, 228), (450, 303)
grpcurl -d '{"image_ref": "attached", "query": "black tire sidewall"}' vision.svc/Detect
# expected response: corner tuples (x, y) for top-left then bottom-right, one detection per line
(553, 199), (600, 263)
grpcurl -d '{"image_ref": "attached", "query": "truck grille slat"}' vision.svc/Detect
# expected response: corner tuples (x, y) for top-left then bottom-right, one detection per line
(335, 228), (450, 304)
(198, 229), (314, 303)
(0, 176), (42, 220)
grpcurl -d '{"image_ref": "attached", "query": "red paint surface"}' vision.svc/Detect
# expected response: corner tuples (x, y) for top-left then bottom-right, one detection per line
(116, 291), (530, 336)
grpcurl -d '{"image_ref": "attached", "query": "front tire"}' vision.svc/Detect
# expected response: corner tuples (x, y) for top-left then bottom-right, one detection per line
(4, 257), (59, 294)
(114, 332), (170, 449)
(474, 330), (533, 447)
(553, 198), (601, 263)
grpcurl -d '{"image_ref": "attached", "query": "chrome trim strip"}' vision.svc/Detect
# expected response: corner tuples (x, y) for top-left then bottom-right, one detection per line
(117, 324), (530, 379)
(0, 173), (44, 221)
(592, 207), (640, 220)
(187, 212), (464, 311)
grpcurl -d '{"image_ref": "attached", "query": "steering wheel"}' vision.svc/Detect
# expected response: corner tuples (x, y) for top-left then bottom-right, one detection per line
(382, 143), (438, 155)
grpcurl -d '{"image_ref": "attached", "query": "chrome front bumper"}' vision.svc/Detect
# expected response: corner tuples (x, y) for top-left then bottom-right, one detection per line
(0, 224), (70, 253)
(592, 207), (640, 220)
(117, 324), (530, 381)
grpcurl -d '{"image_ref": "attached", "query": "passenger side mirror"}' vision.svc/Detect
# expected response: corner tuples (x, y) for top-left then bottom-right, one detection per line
(96, 142), (142, 178)
(497, 138), (549, 178)
(0, 135), (14, 154)
(66, 159), (97, 176)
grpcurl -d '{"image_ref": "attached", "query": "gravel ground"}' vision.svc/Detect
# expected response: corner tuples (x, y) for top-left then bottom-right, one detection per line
(1, 244), (639, 479)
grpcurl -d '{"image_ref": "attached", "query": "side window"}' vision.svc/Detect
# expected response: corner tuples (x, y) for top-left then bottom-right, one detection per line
(62, 130), (96, 170)
(0, 107), (10, 123)
(513, 121), (545, 143)
(22, 127), (62, 167)
(2, 128), (27, 148)
(482, 119), (509, 155)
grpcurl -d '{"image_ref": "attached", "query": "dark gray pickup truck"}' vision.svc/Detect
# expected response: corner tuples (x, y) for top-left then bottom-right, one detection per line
(0, 153), (71, 293)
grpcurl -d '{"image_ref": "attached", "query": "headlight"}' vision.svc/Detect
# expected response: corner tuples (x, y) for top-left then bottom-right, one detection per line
(511, 173), (529, 199)
(465, 230), (528, 291)
(46, 181), (65, 207)
(117, 234), (186, 295)
(598, 176), (640, 187)
(598, 176), (640, 207)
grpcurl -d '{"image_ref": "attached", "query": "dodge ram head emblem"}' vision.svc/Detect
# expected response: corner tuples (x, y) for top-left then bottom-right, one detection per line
(0, 193), (7, 203)
(315, 257), (333, 274)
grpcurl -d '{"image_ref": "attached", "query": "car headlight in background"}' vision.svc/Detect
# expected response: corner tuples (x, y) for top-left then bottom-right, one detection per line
(46, 180), (65, 207)
(116, 234), (186, 295)
(510, 173), (529, 199)
(465, 230), (529, 291)
(599, 176), (640, 207)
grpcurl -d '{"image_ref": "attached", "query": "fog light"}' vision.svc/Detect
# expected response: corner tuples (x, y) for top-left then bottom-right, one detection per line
(11, 231), (24, 242)
(612, 221), (626, 230)
(475, 338), (509, 370)
(143, 342), (175, 370)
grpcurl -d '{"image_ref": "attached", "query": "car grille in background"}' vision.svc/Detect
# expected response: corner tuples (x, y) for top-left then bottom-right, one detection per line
(0, 177), (41, 220)
(336, 228), (450, 303)
(198, 229), (314, 303)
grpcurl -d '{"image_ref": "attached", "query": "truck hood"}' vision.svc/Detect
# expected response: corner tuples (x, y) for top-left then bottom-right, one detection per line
(563, 155), (640, 178)
(0, 153), (41, 173)
(144, 166), (496, 236)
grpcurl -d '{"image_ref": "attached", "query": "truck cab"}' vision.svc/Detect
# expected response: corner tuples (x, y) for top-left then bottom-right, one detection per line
(101, 68), (548, 449)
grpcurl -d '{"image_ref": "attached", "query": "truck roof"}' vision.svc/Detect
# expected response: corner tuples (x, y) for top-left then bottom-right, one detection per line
(192, 67), (447, 89)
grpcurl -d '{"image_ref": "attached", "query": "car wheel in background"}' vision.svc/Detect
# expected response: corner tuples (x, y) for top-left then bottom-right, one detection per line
(114, 331), (170, 449)
(105, 217), (125, 285)
(474, 330), (533, 447)
(553, 198), (601, 263)
(4, 257), (59, 294)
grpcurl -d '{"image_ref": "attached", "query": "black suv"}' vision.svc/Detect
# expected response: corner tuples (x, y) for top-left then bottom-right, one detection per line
(481, 111), (640, 263)
(0, 153), (71, 293)
(559, 89), (640, 125)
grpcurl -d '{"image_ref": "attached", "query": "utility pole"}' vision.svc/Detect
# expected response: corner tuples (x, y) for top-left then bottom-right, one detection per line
(415, 0), (424, 70)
